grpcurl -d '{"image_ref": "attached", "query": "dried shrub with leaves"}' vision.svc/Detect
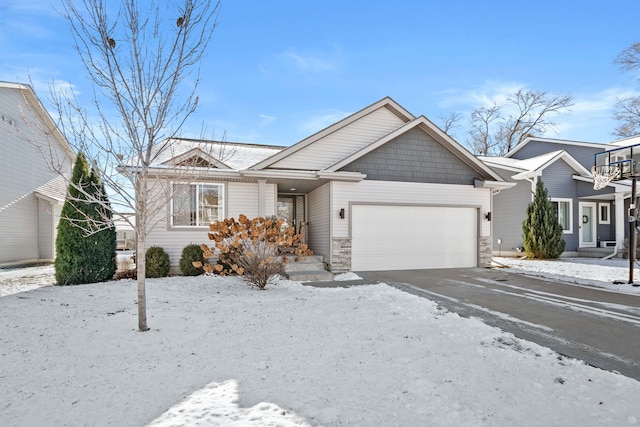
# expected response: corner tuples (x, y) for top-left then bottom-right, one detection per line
(194, 215), (312, 290)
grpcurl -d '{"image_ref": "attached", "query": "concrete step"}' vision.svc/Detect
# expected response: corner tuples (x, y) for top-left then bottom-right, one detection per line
(284, 261), (326, 272)
(283, 254), (325, 263)
(285, 270), (334, 282)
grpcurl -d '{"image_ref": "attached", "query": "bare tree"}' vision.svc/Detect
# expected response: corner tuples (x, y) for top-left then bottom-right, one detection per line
(438, 111), (463, 135)
(467, 89), (573, 156)
(614, 42), (640, 137)
(468, 104), (501, 156)
(49, 0), (221, 331)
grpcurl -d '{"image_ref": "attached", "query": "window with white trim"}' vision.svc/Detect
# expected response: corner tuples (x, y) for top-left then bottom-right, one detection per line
(171, 183), (224, 227)
(599, 202), (611, 224)
(551, 198), (573, 234)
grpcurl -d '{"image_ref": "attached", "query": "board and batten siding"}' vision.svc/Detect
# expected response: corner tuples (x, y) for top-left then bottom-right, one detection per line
(0, 87), (72, 265)
(144, 179), (277, 269)
(307, 183), (331, 260)
(270, 107), (406, 170)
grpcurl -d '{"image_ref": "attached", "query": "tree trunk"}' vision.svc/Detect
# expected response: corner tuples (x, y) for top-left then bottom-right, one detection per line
(137, 236), (148, 331)
(136, 176), (149, 331)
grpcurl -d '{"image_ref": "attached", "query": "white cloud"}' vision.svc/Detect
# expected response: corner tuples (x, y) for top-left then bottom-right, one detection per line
(258, 113), (276, 127)
(283, 47), (340, 73)
(542, 87), (640, 142)
(437, 80), (527, 110)
(436, 80), (640, 143)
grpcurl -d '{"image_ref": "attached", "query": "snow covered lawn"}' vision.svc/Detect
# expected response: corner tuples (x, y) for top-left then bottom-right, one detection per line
(1, 259), (639, 426)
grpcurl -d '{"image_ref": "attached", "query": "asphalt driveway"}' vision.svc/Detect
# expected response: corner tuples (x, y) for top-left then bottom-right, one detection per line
(332, 268), (640, 381)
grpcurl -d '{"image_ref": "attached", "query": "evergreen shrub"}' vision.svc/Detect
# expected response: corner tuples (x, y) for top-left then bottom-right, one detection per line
(145, 246), (170, 278)
(179, 243), (205, 276)
(522, 179), (566, 259)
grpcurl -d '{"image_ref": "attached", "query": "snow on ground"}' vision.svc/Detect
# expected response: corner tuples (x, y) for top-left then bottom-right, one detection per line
(494, 256), (640, 295)
(1, 258), (640, 426)
(0, 263), (55, 297)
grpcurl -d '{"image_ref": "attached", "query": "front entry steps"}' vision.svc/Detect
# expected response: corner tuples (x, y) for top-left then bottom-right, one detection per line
(284, 255), (333, 282)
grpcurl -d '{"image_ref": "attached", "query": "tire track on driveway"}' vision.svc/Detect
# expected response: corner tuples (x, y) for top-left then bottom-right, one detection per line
(358, 268), (640, 381)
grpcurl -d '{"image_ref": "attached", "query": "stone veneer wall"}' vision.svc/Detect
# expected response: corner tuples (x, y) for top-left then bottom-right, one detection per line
(479, 236), (492, 267)
(330, 238), (352, 272)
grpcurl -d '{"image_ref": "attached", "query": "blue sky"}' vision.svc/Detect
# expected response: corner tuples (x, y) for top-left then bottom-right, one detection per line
(2, 0), (640, 148)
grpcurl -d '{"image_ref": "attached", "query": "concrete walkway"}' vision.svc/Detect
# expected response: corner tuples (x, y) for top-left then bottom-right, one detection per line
(307, 267), (640, 381)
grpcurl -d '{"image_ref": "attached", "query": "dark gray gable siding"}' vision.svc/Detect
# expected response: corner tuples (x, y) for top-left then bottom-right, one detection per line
(512, 141), (604, 169)
(338, 127), (479, 185)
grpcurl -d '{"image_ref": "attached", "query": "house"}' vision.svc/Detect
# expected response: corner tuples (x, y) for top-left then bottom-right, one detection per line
(480, 137), (632, 257)
(142, 97), (511, 273)
(0, 82), (74, 266)
(114, 213), (136, 251)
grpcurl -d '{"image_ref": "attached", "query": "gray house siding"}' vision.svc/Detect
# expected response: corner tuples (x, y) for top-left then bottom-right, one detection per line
(576, 180), (617, 244)
(511, 140), (604, 170)
(540, 161), (579, 251)
(339, 128), (480, 185)
(491, 168), (531, 253)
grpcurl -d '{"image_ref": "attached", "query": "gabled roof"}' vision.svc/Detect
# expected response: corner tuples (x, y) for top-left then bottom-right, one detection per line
(0, 81), (75, 161)
(149, 138), (284, 170)
(250, 97), (415, 171)
(505, 136), (605, 158)
(326, 115), (504, 182)
(480, 150), (591, 180)
(161, 147), (232, 169)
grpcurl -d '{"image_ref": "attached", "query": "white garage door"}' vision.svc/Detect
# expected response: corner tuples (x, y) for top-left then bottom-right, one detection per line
(351, 205), (477, 271)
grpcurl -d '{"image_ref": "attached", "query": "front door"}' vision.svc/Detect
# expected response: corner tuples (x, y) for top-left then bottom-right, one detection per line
(277, 196), (295, 229)
(579, 202), (597, 247)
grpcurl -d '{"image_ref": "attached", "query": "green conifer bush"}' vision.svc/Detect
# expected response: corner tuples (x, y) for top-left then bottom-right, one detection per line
(55, 152), (117, 285)
(145, 246), (170, 278)
(522, 179), (566, 259)
(179, 243), (205, 276)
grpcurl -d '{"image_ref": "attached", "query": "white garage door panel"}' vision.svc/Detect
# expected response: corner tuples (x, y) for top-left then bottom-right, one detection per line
(351, 205), (477, 271)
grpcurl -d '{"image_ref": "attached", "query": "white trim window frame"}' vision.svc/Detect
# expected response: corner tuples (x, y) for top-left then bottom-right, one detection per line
(551, 198), (573, 234)
(171, 182), (224, 227)
(598, 202), (611, 224)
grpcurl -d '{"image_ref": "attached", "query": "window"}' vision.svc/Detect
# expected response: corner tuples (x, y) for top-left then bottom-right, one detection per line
(551, 198), (573, 234)
(599, 202), (611, 224)
(171, 183), (224, 227)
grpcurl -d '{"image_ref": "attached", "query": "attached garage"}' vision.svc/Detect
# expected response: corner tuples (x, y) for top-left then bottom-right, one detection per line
(351, 204), (478, 271)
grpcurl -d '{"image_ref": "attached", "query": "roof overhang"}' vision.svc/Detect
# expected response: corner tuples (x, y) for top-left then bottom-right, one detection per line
(473, 179), (516, 190)
(510, 151), (590, 180)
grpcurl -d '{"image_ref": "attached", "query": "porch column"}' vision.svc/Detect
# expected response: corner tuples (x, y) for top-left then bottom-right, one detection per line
(615, 192), (625, 248)
(258, 179), (266, 217)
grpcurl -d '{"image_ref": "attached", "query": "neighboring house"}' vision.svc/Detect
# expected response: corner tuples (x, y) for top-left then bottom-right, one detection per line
(141, 97), (511, 272)
(114, 213), (136, 251)
(0, 82), (74, 266)
(480, 137), (631, 257)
